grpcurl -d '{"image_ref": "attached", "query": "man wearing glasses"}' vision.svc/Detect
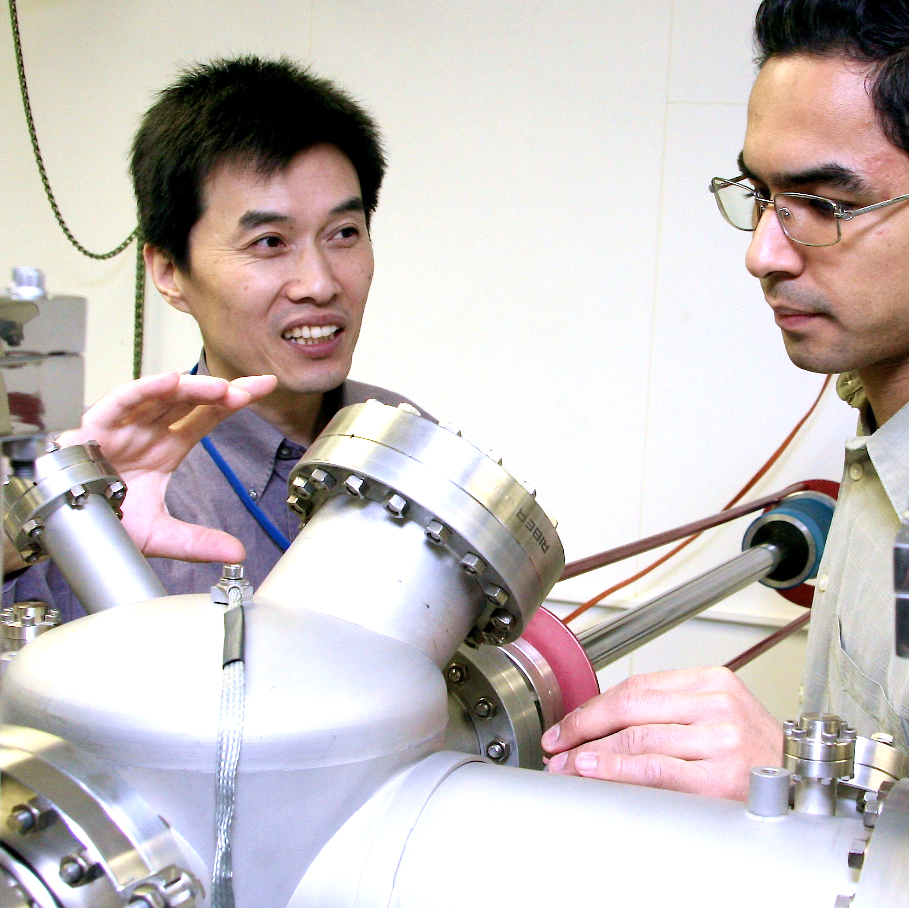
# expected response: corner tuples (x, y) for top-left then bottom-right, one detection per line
(543, 0), (909, 799)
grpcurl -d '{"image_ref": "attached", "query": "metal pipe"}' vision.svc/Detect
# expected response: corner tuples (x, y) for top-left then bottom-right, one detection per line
(40, 494), (165, 612)
(578, 543), (781, 670)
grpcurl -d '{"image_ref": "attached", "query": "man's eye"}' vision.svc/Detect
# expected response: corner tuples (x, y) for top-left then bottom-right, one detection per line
(336, 226), (359, 240)
(254, 235), (283, 249)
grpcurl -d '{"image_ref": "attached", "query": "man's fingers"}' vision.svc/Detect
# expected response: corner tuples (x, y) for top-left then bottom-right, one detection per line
(544, 687), (741, 754)
(551, 720), (746, 764)
(140, 518), (247, 564)
(548, 748), (723, 796)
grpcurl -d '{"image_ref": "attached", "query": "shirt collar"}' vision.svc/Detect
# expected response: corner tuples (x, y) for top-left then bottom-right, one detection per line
(192, 354), (351, 492)
(838, 371), (909, 516)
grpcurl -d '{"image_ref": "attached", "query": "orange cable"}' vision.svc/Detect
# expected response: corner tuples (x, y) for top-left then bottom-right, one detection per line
(562, 374), (833, 625)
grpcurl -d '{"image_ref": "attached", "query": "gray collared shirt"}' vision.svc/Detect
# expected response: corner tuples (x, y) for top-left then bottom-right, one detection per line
(4, 378), (424, 622)
(801, 375), (909, 748)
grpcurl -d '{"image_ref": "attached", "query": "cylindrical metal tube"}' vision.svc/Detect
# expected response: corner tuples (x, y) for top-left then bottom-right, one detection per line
(578, 544), (781, 670)
(40, 495), (164, 612)
(292, 757), (864, 908)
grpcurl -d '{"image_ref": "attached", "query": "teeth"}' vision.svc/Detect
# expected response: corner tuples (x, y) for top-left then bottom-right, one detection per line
(283, 325), (340, 345)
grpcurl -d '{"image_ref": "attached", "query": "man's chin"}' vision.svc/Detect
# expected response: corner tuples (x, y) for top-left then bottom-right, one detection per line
(781, 340), (844, 376)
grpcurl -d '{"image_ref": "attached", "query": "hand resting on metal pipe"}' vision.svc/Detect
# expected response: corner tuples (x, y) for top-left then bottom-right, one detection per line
(542, 665), (784, 801)
(3, 371), (276, 574)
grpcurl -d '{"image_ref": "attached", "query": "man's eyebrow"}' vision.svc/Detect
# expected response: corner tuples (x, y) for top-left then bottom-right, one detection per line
(237, 198), (364, 231)
(331, 196), (365, 216)
(238, 210), (293, 230)
(736, 151), (870, 193)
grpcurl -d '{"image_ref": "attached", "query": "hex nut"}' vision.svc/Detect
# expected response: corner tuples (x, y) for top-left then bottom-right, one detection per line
(484, 585), (509, 608)
(59, 851), (96, 887)
(397, 403), (422, 416)
(291, 476), (315, 499)
(847, 837), (867, 870)
(486, 739), (511, 763)
(66, 485), (88, 508)
(7, 807), (35, 835)
(490, 609), (514, 630)
(309, 468), (335, 491)
(834, 897), (854, 908)
(385, 493), (408, 518)
(106, 481), (127, 502)
(871, 732), (895, 745)
(425, 520), (451, 545)
(460, 553), (486, 575)
(345, 475), (368, 498)
(446, 663), (468, 686)
(22, 519), (42, 538)
(7, 801), (54, 835)
(474, 698), (497, 719)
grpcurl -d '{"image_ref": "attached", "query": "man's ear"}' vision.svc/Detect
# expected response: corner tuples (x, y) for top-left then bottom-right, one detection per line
(145, 244), (192, 314)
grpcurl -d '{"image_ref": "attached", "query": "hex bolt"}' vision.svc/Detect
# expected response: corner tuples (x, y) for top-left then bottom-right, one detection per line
(59, 851), (95, 886)
(291, 476), (315, 500)
(22, 545), (42, 564)
(483, 447), (503, 466)
(484, 585), (509, 608)
(474, 698), (497, 719)
(44, 440), (60, 454)
(7, 806), (35, 835)
(309, 468), (335, 491)
(446, 663), (468, 686)
(425, 520), (451, 545)
(385, 493), (408, 518)
(345, 475), (368, 498)
(67, 485), (88, 508)
(397, 403), (422, 416)
(126, 885), (166, 908)
(872, 732), (895, 745)
(863, 790), (885, 828)
(490, 609), (514, 631)
(460, 553), (486, 575)
(107, 481), (126, 502)
(834, 897), (854, 908)
(847, 837), (868, 870)
(8, 801), (54, 835)
(22, 519), (42, 539)
(486, 739), (511, 763)
(518, 478), (537, 497)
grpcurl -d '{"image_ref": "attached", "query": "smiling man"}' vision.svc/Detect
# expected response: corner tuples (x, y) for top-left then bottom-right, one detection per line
(543, 0), (909, 799)
(4, 57), (422, 619)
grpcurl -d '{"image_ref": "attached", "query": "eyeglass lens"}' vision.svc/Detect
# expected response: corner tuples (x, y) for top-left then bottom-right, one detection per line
(713, 180), (840, 246)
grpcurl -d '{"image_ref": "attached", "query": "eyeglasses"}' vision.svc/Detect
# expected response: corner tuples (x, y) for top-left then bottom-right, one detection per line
(709, 175), (909, 247)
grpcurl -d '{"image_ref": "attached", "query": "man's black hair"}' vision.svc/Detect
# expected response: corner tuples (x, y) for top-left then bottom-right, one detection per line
(755, 0), (909, 154)
(131, 56), (386, 270)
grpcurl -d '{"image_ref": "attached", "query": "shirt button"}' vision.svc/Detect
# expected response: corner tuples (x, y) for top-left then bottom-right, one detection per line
(817, 573), (828, 592)
(848, 462), (864, 481)
(277, 445), (294, 460)
(248, 489), (258, 501)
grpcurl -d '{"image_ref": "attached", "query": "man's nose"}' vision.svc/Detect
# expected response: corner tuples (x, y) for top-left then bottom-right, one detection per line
(286, 247), (339, 304)
(745, 205), (805, 279)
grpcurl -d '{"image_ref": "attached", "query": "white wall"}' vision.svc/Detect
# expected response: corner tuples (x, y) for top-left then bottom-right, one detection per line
(0, 1), (859, 712)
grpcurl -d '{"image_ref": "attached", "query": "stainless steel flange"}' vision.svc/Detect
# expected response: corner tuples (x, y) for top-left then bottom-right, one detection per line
(0, 726), (201, 908)
(287, 400), (563, 646)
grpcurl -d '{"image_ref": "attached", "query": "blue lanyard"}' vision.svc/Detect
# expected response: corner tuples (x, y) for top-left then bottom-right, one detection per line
(190, 364), (291, 553)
